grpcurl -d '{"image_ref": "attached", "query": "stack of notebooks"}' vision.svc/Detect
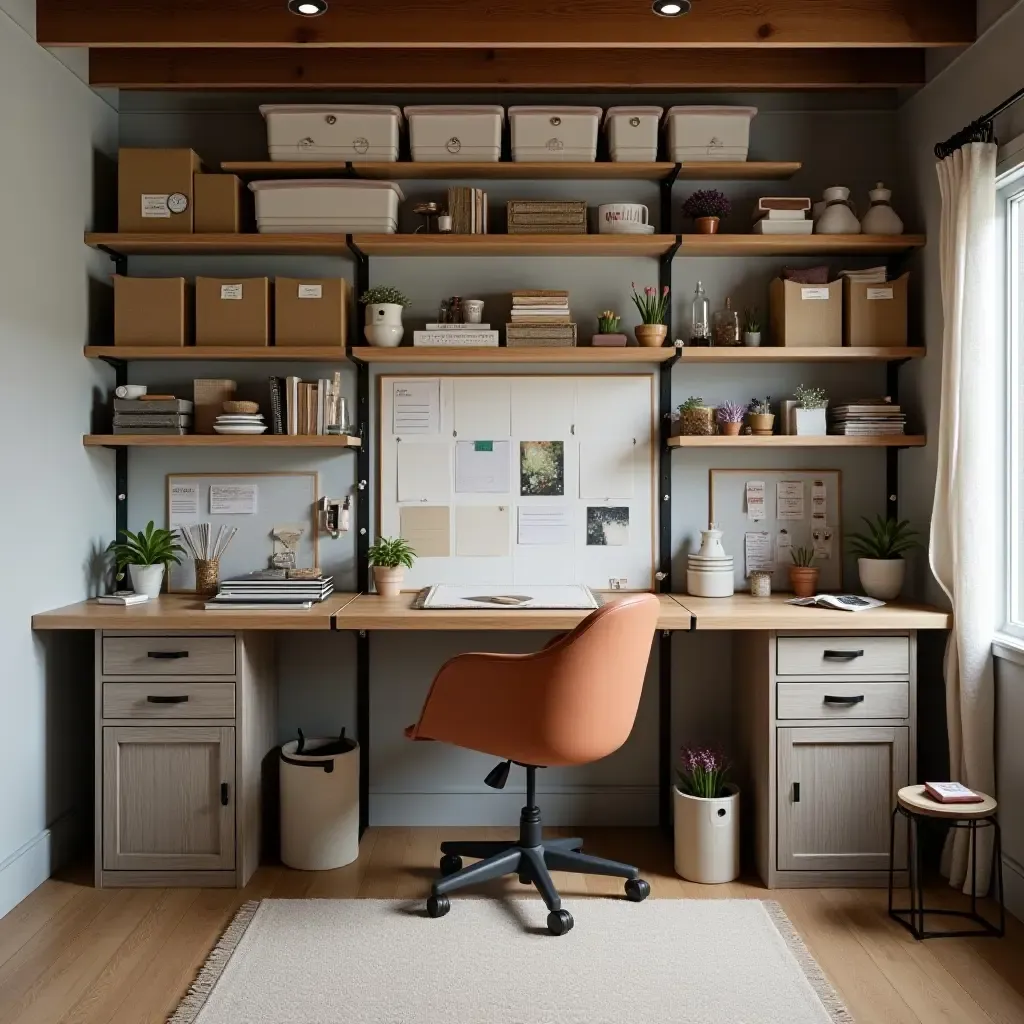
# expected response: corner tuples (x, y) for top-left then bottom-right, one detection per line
(447, 187), (488, 234)
(507, 200), (587, 235)
(113, 397), (193, 435)
(830, 398), (906, 436)
(752, 197), (813, 235)
(839, 266), (888, 285)
(268, 376), (343, 436)
(413, 323), (499, 347)
(206, 571), (335, 611)
(506, 290), (577, 347)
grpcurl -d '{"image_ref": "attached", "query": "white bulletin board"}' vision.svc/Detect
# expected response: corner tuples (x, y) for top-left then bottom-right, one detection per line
(708, 469), (842, 592)
(379, 375), (657, 591)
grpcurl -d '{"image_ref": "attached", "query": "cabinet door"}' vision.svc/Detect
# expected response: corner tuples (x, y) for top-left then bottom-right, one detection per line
(103, 726), (235, 872)
(777, 726), (908, 872)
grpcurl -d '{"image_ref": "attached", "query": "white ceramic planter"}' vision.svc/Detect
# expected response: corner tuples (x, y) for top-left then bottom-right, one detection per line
(743, 331), (761, 347)
(858, 558), (906, 600)
(794, 407), (827, 436)
(372, 566), (405, 597)
(673, 783), (740, 884)
(365, 303), (405, 347)
(128, 564), (165, 598)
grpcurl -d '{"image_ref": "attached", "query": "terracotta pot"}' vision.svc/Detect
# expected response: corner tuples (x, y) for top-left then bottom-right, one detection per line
(748, 412), (775, 436)
(635, 324), (668, 348)
(789, 566), (820, 598)
(372, 566), (405, 598)
(695, 217), (720, 235)
(719, 421), (742, 436)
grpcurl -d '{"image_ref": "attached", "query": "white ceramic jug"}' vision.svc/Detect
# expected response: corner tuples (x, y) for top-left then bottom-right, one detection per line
(815, 186), (861, 234)
(697, 526), (727, 559)
(860, 182), (904, 235)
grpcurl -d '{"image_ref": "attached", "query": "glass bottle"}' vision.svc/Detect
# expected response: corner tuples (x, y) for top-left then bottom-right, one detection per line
(689, 281), (711, 347)
(713, 296), (740, 347)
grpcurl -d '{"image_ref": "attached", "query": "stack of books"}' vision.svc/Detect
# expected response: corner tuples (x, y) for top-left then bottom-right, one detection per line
(113, 397), (193, 435)
(506, 290), (577, 347)
(752, 197), (813, 235)
(206, 571), (335, 611)
(838, 266), (888, 285)
(507, 200), (587, 235)
(830, 398), (906, 436)
(268, 376), (344, 436)
(447, 187), (488, 234)
(413, 323), (499, 347)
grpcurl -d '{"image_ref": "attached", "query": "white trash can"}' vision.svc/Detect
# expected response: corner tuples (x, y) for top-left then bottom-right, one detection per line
(280, 730), (360, 870)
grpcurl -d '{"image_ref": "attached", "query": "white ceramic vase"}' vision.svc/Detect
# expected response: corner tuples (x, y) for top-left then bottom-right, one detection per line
(697, 527), (727, 559)
(364, 303), (405, 347)
(815, 186), (861, 234)
(794, 407), (827, 436)
(743, 331), (761, 347)
(860, 182), (904, 235)
(858, 558), (906, 600)
(673, 784), (740, 884)
(372, 566), (405, 597)
(128, 564), (165, 598)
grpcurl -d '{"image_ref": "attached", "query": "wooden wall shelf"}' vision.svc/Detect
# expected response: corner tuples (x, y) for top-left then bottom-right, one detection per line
(668, 435), (925, 448)
(676, 346), (923, 363)
(84, 434), (361, 449)
(85, 233), (352, 256)
(349, 346), (676, 364)
(354, 234), (680, 257)
(85, 346), (349, 362)
(678, 234), (925, 256)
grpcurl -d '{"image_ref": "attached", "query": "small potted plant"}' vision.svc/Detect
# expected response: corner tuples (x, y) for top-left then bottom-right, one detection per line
(789, 546), (819, 597)
(107, 521), (186, 598)
(849, 514), (920, 599)
(681, 189), (731, 235)
(716, 401), (746, 436)
(747, 396), (775, 436)
(793, 384), (828, 436)
(743, 308), (762, 346)
(360, 285), (411, 347)
(592, 310), (626, 347)
(673, 746), (739, 884)
(367, 536), (416, 597)
(630, 283), (670, 347)
(678, 395), (714, 436)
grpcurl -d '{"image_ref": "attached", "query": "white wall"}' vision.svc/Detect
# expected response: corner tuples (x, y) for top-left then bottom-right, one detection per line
(0, 6), (117, 916)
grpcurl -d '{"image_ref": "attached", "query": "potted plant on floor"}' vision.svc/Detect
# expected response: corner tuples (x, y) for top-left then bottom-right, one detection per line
(107, 521), (186, 598)
(360, 285), (411, 347)
(678, 395), (715, 436)
(673, 746), (739, 884)
(788, 546), (819, 597)
(368, 536), (416, 597)
(681, 189), (731, 235)
(630, 283), (670, 347)
(848, 514), (920, 599)
(716, 401), (746, 436)
(743, 308), (762, 347)
(793, 384), (828, 436)
(747, 396), (775, 436)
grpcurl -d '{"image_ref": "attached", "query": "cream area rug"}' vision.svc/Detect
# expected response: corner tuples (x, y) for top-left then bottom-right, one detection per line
(170, 898), (853, 1024)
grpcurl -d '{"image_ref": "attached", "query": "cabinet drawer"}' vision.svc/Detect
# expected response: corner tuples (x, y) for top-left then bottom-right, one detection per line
(103, 682), (235, 720)
(777, 681), (909, 720)
(102, 636), (235, 676)
(776, 636), (909, 677)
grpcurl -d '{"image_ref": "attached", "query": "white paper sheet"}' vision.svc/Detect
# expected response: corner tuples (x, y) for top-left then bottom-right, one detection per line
(455, 441), (511, 494)
(397, 443), (452, 502)
(518, 505), (572, 546)
(169, 484), (199, 517)
(400, 505), (450, 558)
(455, 505), (510, 557)
(393, 379), (440, 435)
(776, 481), (804, 521)
(579, 441), (634, 500)
(745, 531), (774, 574)
(776, 528), (793, 566)
(812, 525), (835, 561)
(576, 378), (647, 437)
(811, 480), (828, 523)
(209, 483), (258, 515)
(453, 379), (511, 439)
(511, 378), (574, 437)
(746, 480), (766, 521)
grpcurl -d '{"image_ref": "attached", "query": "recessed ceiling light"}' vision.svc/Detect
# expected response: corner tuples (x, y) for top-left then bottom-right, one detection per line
(288, 0), (328, 15)
(653, 0), (690, 14)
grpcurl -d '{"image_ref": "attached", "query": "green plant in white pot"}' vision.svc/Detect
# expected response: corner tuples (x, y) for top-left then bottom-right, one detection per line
(849, 514), (919, 599)
(673, 747), (739, 884)
(360, 285), (411, 347)
(107, 522), (186, 598)
(367, 536), (416, 597)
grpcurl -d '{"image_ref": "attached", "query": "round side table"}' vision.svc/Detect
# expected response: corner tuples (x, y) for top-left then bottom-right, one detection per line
(888, 785), (1005, 940)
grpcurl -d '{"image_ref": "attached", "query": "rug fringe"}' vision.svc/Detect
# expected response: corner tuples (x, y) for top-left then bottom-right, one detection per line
(167, 900), (262, 1024)
(763, 900), (856, 1024)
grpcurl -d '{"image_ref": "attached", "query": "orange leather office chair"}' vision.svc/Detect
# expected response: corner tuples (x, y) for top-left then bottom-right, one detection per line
(405, 593), (660, 935)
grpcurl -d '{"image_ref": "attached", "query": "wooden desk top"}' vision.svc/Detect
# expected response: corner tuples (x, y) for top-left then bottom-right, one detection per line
(672, 594), (952, 631)
(333, 592), (692, 631)
(31, 593), (360, 631)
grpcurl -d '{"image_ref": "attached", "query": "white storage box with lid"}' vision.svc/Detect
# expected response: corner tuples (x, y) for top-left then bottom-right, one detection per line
(664, 106), (758, 162)
(404, 105), (504, 162)
(249, 180), (406, 233)
(604, 106), (663, 162)
(260, 104), (403, 162)
(508, 106), (603, 162)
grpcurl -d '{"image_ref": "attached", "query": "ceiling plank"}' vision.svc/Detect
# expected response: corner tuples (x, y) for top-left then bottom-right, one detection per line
(40, 0), (974, 49)
(90, 47), (926, 89)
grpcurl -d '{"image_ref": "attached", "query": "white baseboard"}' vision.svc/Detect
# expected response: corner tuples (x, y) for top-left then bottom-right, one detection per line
(369, 786), (658, 827)
(1003, 853), (1024, 924)
(0, 810), (84, 920)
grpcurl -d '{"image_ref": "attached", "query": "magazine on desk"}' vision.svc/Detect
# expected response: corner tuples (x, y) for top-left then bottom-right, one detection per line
(787, 594), (887, 612)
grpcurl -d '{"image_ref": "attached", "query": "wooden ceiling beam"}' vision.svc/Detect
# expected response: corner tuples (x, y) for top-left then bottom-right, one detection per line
(40, 0), (974, 49)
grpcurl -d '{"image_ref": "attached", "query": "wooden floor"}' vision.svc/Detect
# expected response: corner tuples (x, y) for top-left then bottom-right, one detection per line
(0, 827), (1021, 1024)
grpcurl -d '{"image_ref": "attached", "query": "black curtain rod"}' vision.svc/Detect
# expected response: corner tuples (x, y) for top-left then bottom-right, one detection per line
(935, 85), (1024, 160)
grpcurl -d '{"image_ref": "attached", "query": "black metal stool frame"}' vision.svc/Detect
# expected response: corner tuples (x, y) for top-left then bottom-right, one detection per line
(888, 805), (1005, 939)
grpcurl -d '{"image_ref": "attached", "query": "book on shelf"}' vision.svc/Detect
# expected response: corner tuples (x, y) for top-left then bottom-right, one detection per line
(268, 377), (285, 435)
(751, 219), (813, 235)
(276, 376), (340, 436)
(424, 323), (492, 331)
(448, 186), (488, 234)
(113, 398), (193, 414)
(205, 600), (314, 611)
(512, 290), (569, 302)
(112, 424), (192, 435)
(413, 331), (500, 347)
(97, 591), (150, 606)
(113, 413), (193, 428)
(756, 197), (812, 214)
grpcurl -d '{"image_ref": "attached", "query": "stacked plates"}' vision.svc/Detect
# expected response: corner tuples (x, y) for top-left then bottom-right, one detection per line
(686, 552), (736, 598)
(598, 222), (656, 236)
(213, 414), (267, 435)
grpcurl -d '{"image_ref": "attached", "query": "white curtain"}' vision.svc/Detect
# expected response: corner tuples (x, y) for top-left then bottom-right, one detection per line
(930, 142), (1000, 894)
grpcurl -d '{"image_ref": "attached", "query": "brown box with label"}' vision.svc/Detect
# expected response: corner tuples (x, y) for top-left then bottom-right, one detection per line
(194, 174), (243, 233)
(114, 276), (191, 346)
(275, 278), (350, 347)
(195, 277), (270, 347)
(844, 272), (908, 347)
(118, 149), (203, 233)
(769, 278), (842, 347)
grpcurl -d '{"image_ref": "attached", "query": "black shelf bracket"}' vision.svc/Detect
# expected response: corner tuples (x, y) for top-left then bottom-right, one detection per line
(660, 165), (682, 235)
(97, 244), (128, 277)
(885, 356), (909, 520)
(97, 351), (126, 372)
(346, 234), (370, 298)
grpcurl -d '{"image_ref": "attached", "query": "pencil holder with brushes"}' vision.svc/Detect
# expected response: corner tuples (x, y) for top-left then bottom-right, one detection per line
(194, 559), (220, 596)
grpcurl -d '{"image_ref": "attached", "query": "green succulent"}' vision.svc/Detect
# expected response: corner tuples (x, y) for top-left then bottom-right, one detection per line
(107, 522), (186, 581)
(848, 515), (920, 560)
(360, 285), (411, 307)
(367, 536), (416, 569)
(790, 546), (816, 567)
(679, 396), (706, 413)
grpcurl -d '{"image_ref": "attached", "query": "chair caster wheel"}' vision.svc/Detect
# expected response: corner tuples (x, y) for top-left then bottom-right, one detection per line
(426, 894), (450, 918)
(547, 909), (574, 936)
(624, 878), (650, 902)
(439, 854), (463, 877)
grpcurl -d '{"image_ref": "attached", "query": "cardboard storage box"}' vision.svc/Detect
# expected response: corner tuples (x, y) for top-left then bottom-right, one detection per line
(194, 174), (243, 233)
(844, 273), (908, 347)
(118, 148), (203, 233)
(196, 277), (270, 346)
(114, 277), (190, 346)
(275, 278), (349, 347)
(769, 278), (842, 347)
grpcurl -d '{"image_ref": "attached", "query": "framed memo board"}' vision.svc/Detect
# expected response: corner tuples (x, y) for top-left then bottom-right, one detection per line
(166, 472), (319, 592)
(709, 468), (842, 592)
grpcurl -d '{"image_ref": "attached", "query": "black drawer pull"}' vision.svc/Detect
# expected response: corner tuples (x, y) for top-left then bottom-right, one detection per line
(793, 782), (801, 803)
(822, 649), (864, 661)
(221, 782), (230, 806)
(147, 650), (189, 660)
(146, 695), (189, 704)
(823, 694), (865, 706)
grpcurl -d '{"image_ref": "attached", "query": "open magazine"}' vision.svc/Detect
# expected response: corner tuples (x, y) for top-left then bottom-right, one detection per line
(786, 594), (887, 612)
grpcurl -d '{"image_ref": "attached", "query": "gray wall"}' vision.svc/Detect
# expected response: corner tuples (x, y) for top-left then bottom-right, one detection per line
(0, 3), (117, 916)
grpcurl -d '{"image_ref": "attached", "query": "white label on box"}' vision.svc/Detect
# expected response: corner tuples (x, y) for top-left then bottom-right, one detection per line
(867, 287), (894, 300)
(141, 194), (170, 218)
(801, 287), (831, 301)
(220, 284), (244, 300)
(298, 284), (323, 299)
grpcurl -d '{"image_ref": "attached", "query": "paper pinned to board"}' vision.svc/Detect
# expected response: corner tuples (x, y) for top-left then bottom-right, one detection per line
(400, 505), (451, 558)
(776, 481), (804, 521)
(455, 505), (510, 557)
(453, 378), (511, 439)
(455, 440), (511, 494)
(169, 483), (199, 517)
(811, 480), (827, 523)
(210, 483), (258, 515)
(579, 441), (634, 500)
(746, 480), (766, 521)
(397, 442), (452, 502)
(776, 528), (793, 565)
(745, 531), (773, 574)
(393, 379), (440, 435)
(518, 506), (572, 546)
(812, 525), (834, 561)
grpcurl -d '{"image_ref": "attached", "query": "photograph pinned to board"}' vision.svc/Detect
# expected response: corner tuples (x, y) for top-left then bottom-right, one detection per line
(520, 441), (565, 496)
(399, 505), (451, 558)
(455, 440), (511, 494)
(393, 379), (440, 435)
(587, 506), (630, 546)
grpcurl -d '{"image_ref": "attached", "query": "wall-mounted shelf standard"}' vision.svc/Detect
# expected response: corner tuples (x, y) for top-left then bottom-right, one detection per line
(84, 434), (361, 449)
(668, 435), (926, 449)
(85, 346), (350, 362)
(676, 346), (924, 363)
(349, 346), (676, 364)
